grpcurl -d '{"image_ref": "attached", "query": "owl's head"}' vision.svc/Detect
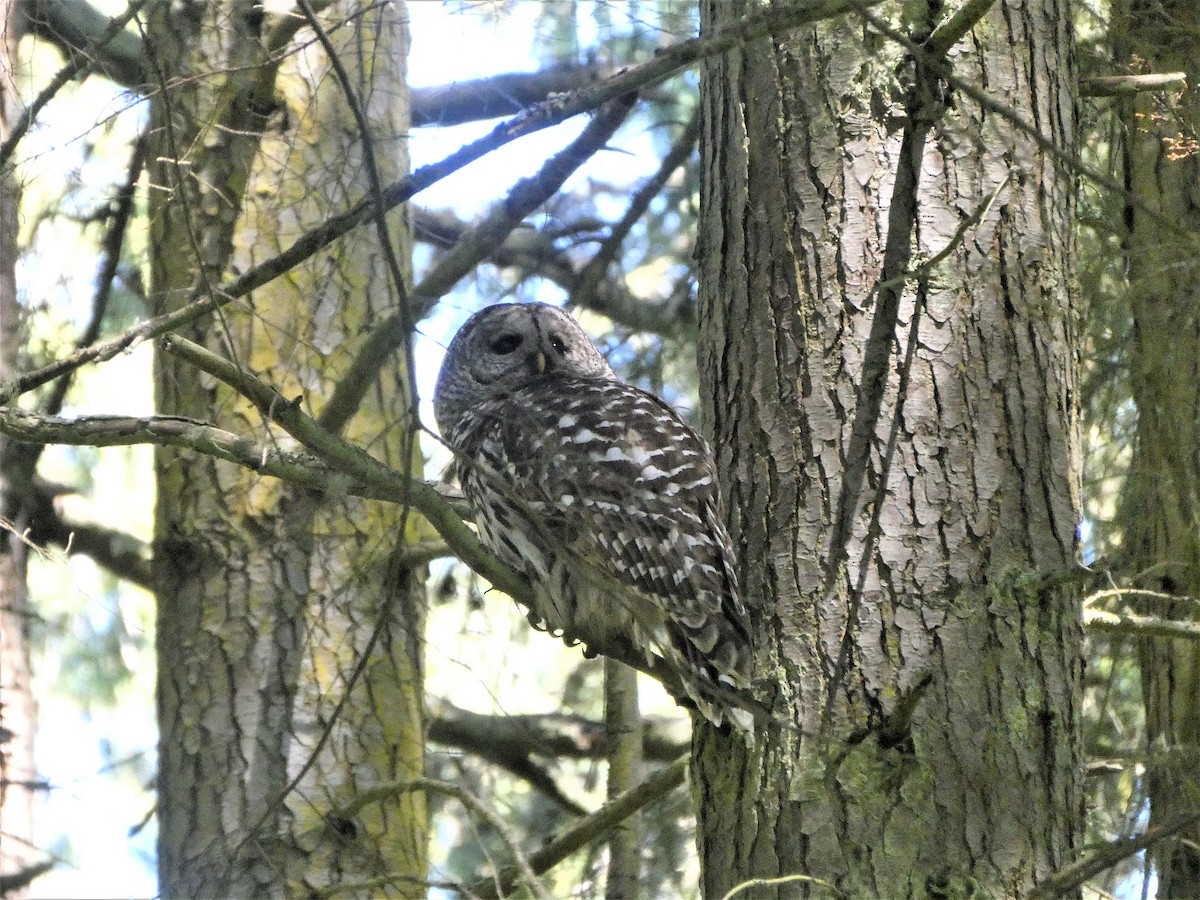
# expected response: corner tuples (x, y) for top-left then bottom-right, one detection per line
(433, 303), (615, 438)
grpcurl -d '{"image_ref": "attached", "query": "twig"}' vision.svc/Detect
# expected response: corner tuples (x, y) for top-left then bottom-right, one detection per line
(320, 91), (637, 436)
(3, 0), (882, 408)
(1084, 608), (1200, 642)
(1027, 810), (1200, 899)
(470, 756), (688, 899)
(331, 778), (549, 900)
(721, 873), (844, 899)
(571, 110), (699, 321)
(861, 9), (1188, 237)
(0, 0), (152, 168)
(43, 132), (146, 417)
(876, 171), (1012, 290)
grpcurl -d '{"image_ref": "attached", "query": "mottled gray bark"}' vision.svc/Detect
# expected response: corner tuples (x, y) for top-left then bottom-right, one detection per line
(0, 1), (41, 894)
(149, 3), (424, 896)
(692, 0), (1083, 896)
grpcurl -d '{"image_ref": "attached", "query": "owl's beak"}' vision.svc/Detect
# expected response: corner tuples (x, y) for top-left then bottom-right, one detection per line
(532, 350), (547, 374)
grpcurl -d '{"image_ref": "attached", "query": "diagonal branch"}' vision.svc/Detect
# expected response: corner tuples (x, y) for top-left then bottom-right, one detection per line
(1028, 810), (1200, 899)
(330, 778), (550, 900)
(470, 756), (688, 899)
(319, 91), (637, 435)
(155, 333), (695, 699)
(413, 63), (615, 127)
(0, 0), (151, 168)
(3, 0), (881, 409)
(43, 134), (146, 418)
(570, 109), (700, 330)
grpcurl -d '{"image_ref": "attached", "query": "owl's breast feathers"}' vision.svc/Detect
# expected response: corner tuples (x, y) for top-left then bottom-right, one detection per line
(450, 376), (754, 699)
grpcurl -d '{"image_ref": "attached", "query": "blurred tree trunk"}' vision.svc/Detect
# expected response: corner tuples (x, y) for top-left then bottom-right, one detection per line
(147, 3), (425, 897)
(693, 1), (1083, 896)
(1118, 1), (1200, 894)
(1, 2), (43, 896)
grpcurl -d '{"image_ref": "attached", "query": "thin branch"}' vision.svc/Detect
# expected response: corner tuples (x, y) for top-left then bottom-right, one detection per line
(570, 110), (700, 328)
(1081, 72), (1187, 97)
(26, 5), (606, 129)
(876, 171), (1012, 290)
(1028, 810), (1200, 899)
(0, 408), (389, 497)
(319, 91), (637, 435)
(925, 0), (997, 58)
(43, 133), (146, 417)
(1084, 608), (1200, 642)
(721, 874), (845, 899)
(331, 778), (549, 900)
(413, 206), (694, 334)
(3, 0), (881, 408)
(861, 9), (1189, 238)
(413, 63), (614, 128)
(25, 0), (144, 87)
(469, 756), (688, 899)
(429, 702), (689, 765)
(0, 0), (152, 168)
(19, 480), (153, 589)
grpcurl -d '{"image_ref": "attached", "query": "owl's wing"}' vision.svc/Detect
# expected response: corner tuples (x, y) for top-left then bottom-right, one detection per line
(479, 377), (753, 686)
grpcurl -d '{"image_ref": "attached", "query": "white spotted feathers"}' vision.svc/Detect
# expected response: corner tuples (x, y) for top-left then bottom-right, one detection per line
(433, 302), (756, 730)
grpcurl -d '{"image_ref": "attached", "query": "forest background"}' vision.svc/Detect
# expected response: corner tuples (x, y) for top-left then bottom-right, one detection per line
(1, 0), (1198, 898)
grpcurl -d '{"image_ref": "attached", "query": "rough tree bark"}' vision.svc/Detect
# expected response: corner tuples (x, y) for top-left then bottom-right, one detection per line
(0, 2), (44, 895)
(1118, 1), (1200, 893)
(148, 3), (424, 896)
(692, 0), (1083, 896)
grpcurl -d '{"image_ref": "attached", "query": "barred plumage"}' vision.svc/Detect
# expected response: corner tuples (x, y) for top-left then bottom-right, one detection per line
(433, 302), (755, 729)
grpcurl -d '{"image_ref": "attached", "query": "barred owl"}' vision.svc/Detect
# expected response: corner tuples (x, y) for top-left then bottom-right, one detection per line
(433, 302), (755, 729)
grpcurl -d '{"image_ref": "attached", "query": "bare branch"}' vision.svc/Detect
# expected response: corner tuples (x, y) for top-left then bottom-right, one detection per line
(470, 756), (688, 899)
(413, 63), (614, 127)
(330, 778), (550, 900)
(429, 702), (689, 764)
(5, 0), (882, 407)
(43, 134), (146, 417)
(1084, 608), (1200, 642)
(1082, 72), (1188, 97)
(413, 206), (695, 334)
(1, 0), (151, 168)
(24, 4), (607, 129)
(1028, 810), (1200, 899)
(319, 92), (638, 435)
(925, 0), (997, 58)
(24, 0), (144, 87)
(570, 110), (700, 332)
(17, 479), (152, 589)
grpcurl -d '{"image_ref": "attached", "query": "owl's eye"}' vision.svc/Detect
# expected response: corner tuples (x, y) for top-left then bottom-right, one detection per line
(491, 334), (521, 355)
(548, 334), (567, 354)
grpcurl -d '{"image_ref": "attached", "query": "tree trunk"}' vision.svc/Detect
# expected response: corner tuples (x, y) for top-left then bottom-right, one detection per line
(693, 1), (1083, 896)
(1118, 1), (1200, 893)
(148, 4), (424, 896)
(0, 3), (44, 896)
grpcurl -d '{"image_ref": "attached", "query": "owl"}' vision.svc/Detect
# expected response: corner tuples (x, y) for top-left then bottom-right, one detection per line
(433, 302), (755, 729)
